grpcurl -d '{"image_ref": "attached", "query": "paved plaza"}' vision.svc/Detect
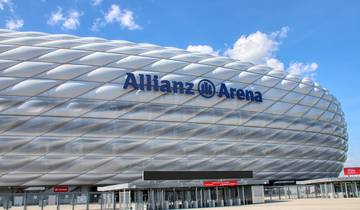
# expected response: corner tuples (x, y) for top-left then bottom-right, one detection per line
(190, 199), (360, 210)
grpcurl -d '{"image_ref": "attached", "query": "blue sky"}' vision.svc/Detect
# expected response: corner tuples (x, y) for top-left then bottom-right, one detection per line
(1, 0), (359, 167)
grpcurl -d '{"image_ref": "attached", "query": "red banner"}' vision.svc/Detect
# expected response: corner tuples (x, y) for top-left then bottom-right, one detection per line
(344, 167), (360, 176)
(203, 180), (238, 187)
(54, 186), (69, 193)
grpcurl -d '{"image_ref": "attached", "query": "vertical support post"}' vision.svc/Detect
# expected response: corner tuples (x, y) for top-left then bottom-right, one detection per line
(200, 188), (203, 208)
(161, 189), (165, 210)
(278, 187), (281, 200)
(150, 189), (155, 210)
(306, 186), (309, 198)
(215, 186), (218, 205)
(320, 184), (323, 198)
(195, 187), (198, 208)
(324, 183), (328, 198)
(296, 185), (300, 199)
(284, 186), (291, 199)
(123, 189), (127, 210)
(118, 191), (121, 210)
(72, 193), (75, 210)
(241, 186), (245, 205)
(24, 192), (27, 210)
(86, 192), (90, 210)
(56, 192), (60, 210)
(113, 191), (116, 210)
(41, 193), (44, 210)
(330, 183), (335, 199)
(354, 182), (359, 197)
(5, 194), (9, 210)
(344, 183), (349, 198)
(340, 182), (343, 198)
(236, 186), (240, 203)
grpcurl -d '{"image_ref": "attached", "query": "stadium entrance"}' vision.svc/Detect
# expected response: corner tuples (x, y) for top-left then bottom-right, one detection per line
(97, 179), (267, 210)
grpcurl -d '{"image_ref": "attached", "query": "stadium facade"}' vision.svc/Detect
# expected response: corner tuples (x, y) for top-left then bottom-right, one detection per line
(0, 29), (347, 188)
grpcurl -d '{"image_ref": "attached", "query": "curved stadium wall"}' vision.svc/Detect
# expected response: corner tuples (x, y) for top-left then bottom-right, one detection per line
(0, 29), (347, 186)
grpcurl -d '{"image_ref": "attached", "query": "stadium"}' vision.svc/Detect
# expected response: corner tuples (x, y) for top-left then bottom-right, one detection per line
(0, 29), (348, 207)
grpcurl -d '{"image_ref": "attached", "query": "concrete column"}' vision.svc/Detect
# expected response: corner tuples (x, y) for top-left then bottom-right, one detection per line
(296, 185), (300, 199)
(330, 183), (335, 199)
(355, 182), (359, 197)
(278, 187), (281, 200)
(199, 188), (203, 208)
(5, 195), (9, 210)
(113, 191), (116, 210)
(56, 193), (60, 210)
(23, 192), (27, 210)
(162, 189), (165, 209)
(215, 187), (219, 204)
(149, 189), (155, 210)
(321, 184), (326, 198)
(241, 186), (245, 204)
(41, 193), (44, 210)
(71, 193), (75, 210)
(345, 183), (349, 198)
(86, 192), (89, 210)
(236, 186), (241, 204)
(324, 184), (327, 198)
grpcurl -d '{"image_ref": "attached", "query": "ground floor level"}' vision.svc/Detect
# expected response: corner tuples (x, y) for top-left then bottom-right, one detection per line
(0, 177), (359, 210)
(194, 198), (360, 210)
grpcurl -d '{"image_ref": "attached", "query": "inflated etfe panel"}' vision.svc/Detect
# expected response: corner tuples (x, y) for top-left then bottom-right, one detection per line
(0, 29), (347, 186)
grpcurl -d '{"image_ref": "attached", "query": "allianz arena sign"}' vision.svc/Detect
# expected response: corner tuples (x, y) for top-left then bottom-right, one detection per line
(124, 72), (263, 102)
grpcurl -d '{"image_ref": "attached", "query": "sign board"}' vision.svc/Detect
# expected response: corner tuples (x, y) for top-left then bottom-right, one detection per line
(344, 167), (360, 176)
(143, 171), (253, 180)
(203, 180), (238, 187)
(123, 73), (263, 103)
(53, 186), (69, 193)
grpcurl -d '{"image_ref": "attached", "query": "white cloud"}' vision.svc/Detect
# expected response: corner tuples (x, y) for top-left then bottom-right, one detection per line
(1, 0), (23, 30)
(271, 26), (289, 38)
(0, 0), (11, 11)
(91, 4), (141, 31)
(90, 18), (102, 31)
(62, 10), (81, 30)
(47, 8), (64, 26)
(92, 0), (102, 6)
(287, 62), (318, 79)
(188, 27), (318, 79)
(47, 7), (82, 30)
(224, 27), (289, 64)
(266, 58), (284, 71)
(187, 45), (219, 56)
(5, 18), (23, 30)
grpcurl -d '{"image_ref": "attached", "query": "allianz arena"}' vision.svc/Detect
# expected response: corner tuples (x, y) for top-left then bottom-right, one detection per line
(0, 29), (347, 187)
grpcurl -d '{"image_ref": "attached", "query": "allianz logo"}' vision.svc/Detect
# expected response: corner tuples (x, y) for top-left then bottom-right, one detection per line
(123, 72), (263, 103)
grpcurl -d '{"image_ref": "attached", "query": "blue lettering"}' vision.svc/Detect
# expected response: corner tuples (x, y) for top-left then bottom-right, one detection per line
(254, 91), (263, 102)
(236, 89), (245, 100)
(185, 82), (195, 95)
(123, 73), (138, 90)
(139, 74), (145, 90)
(160, 80), (172, 93)
(124, 72), (262, 103)
(245, 90), (254, 101)
(145, 74), (152, 91)
(153, 75), (159, 91)
(230, 88), (236, 99)
(218, 83), (230, 98)
(172, 81), (185, 94)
